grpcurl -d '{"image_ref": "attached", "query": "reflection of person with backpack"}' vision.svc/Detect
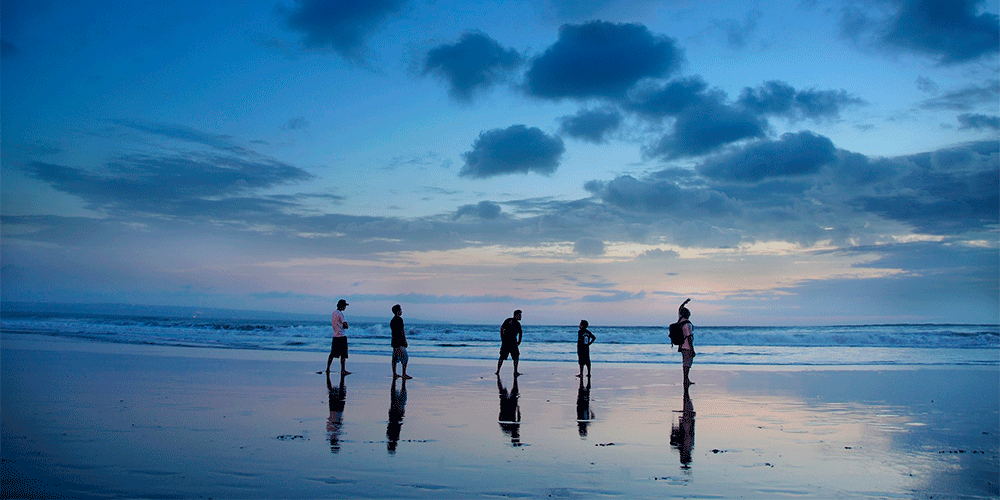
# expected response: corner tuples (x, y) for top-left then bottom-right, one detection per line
(670, 299), (695, 386)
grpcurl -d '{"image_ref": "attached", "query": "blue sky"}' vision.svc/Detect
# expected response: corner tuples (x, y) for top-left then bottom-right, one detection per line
(2, 0), (998, 325)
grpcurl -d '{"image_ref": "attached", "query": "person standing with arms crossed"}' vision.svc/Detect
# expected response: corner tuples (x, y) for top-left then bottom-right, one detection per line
(576, 320), (596, 378)
(496, 309), (523, 376)
(327, 299), (351, 375)
(390, 304), (412, 379)
(677, 299), (695, 386)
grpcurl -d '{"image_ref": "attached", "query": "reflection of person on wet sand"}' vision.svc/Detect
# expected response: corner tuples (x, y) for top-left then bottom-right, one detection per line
(576, 376), (594, 438)
(497, 374), (521, 446)
(326, 372), (347, 454)
(387, 377), (407, 454)
(670, 383), (695, 468)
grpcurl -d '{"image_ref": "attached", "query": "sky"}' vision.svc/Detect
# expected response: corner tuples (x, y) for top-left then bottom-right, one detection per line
(2, 0), (998, 326)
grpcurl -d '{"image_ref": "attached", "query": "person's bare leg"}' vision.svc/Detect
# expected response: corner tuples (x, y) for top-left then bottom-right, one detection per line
(577, 364), (583, 377)
(496, 357), (503, 375)
(402, 361), (412, 379)
(683, 365), (692, 385)
(341, 357), (351, 375)
(392, 359), (398, 378)
(326, 352), (335, 373)
(513, 356), (521, 376)
(586, 362), (591, 377)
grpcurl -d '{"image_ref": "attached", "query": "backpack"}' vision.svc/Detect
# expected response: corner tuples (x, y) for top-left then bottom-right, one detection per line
(668, 320), (690, 346)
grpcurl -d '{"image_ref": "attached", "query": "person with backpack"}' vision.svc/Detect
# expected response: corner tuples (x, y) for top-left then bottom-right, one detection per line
(670, 298), (695, 385)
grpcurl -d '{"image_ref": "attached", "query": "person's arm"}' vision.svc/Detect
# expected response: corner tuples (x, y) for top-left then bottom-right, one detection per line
(588, 331), (596, 345)
(517, 324), (522, 345)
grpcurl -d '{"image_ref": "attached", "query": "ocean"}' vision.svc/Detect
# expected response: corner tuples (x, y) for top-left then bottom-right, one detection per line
(2, 310), (997, 367)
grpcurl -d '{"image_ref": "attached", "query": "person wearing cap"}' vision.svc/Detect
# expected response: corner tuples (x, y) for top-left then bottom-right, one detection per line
(677, 299), (695, 385)
(327, 299), (351, 375)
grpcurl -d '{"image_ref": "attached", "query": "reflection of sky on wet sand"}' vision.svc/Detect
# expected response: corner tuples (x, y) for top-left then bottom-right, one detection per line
(3, 344), (996, 498)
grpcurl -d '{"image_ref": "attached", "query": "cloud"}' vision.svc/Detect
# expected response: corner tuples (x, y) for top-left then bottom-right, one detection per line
(454, 201), (503, 220)
(558, 108), (622, 143)
(524, 21), (684, 100)
(855, 140), (999, 235)
(697, 131), (839, 183)
(591, 174), (740, 216)
(918, 80), (1000, 111)
(460, 125), (566, 178)
(573, 237), (605, 256)
(422, 31), (523, 102)
(880, 0), (999, 64)
(624, 76), (709, 120)
(716, 9), (762, 49)
(645, 96), (767, 159)
(841, 0), (999, 64)
(737, 80), (866, 121)
(637, 248), (680, 259)
(281, 0), (409, 63)
(957, 113), (1000, 131)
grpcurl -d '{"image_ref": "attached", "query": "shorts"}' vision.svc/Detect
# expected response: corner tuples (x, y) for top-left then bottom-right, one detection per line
(680, 348), (695, 368)
(499, 342), (519, 360)
(577, 347), (591, 365)
(392, 346), (408, 364)
(330, 336), (349, 359)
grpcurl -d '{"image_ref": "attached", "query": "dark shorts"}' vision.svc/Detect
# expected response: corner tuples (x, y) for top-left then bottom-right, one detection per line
(499, 342), (519, 360)
(330, 336), (349, 359)
(392, 346), (408, 364)
(578, 346), (591, 365)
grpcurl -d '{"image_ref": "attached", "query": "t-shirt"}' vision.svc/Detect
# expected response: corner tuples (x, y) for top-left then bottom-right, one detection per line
(331, 310), (346, 337)
(577, 328), (595, 349)
(500, 318), (522, 345)
(390, 315), (407, 348)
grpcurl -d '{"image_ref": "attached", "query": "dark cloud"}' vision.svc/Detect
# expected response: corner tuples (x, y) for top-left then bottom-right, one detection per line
(558, 108), (622, 143)
(918, 80), (1000, 111)
(880, 0), (999, 64)
(422, 31), (523, 102)
(592, 175), (739, 216)
(717, 9), (762, 49)
(623, 77), (709, 120)
(842, 0), (999, 64)
(459, 125), (565, 178)
(957, 113), (1000, 131)
(524, 21), (683, 100)
(454, 201), (503, 220)
(645, 97), (766, 159)
(856, 140), (999, 234)
(698, 131), (838, 183)
(23, 152), (313, 218)
(915, 76), (940, 94)
(112, 120), (258, 156)
(282, 0), (409, 63)
(737, 81), (866, 121)
(573, 237), (605, 256)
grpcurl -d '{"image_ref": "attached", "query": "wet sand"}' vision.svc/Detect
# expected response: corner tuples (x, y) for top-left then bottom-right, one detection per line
(2, 334), (997, 499)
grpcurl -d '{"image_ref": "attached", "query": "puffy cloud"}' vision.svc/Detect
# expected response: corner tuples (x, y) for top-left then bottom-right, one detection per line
(841, 0), (999, 65)
(957, 113), (1000, 131)
(645, 97), (766, 159)
(282, 0), (409, 63)
(697, 131), (838, 183)
(460, 125), (565, 178)
(454, 200), (503, 220)
(918, 80), (1000, 111)
(593, 175), (740, 216)
(558, 108), (622, 143)
(422, 31), (523, 102)
(573, 237), (605, 256)
(623, 77), (709, 120)
(880, 0), (999, 64)
(737, 81), (866, 121)
(524, 21), (683, 100)
(856, 140), (999, 235)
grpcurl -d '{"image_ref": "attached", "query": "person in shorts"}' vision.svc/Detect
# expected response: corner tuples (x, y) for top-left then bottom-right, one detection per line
(390, 304), (412, 379)
(677, 299), (695, 385)
(496, 310), (523, 376)
(326, 299), (351, 375)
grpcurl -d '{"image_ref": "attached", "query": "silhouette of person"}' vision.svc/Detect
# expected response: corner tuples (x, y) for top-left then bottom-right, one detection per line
(326, 299), (351, 375)
(326, 372), (347, 454)
(676, 299), (695, 386)
(496, 310), (523, 375)
(575, 376), (594, 438)
(386, 377), (407, 454)
(390, 304), (412, 379)
(576, 320), (596, 378)
(497, 374), (522, 446)
(670, 383), (695, 468)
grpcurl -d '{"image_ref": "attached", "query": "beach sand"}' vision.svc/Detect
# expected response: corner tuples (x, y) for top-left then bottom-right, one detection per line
(2, 334), (997, 499)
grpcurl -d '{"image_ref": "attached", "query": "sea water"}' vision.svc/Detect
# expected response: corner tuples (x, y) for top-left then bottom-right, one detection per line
(2, 311), (997, 366)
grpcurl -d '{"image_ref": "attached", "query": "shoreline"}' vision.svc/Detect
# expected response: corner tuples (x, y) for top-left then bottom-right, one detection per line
(3, 333), (998, 498)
